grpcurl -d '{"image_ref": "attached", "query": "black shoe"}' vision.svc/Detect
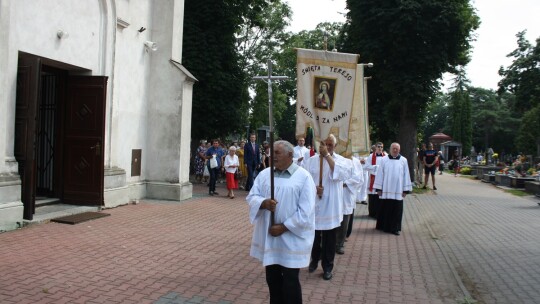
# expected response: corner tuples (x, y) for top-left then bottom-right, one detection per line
(422, 186), (427, 189)
(213, 192), (219, 196)
(308, 261), (317, 273)
(433, 186), (437, 190)
(336, 246), (345, 255)
(209, 192), (214, 196)
(323, 271), (333, 280)
(360, 201), (367, 205)
(393, 231), (400, 236)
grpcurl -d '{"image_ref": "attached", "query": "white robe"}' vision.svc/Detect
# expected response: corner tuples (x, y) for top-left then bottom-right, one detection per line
(247, 166), (316, 268)
(304, 153), (352, 230)
(343, 157), (364, 215)
(373, 155), (413, 200)
(356, 156), (369, 202)
(365, 152), (385, 194)
(293, 145), (310, 166)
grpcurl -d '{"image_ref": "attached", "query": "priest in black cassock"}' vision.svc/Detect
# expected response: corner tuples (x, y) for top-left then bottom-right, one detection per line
(373, 142), (412, 235)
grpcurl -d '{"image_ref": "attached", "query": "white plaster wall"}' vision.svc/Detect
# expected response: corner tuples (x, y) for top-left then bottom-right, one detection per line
(0, 1), (12, 174)
(110, 0), (153, 182)
(0, 0), (192, 213)
(146, 0), (185, 183)
(12, 0), (102, 71)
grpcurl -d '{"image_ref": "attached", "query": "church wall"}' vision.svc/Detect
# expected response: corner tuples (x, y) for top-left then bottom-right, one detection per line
(0, 0), (194, 230)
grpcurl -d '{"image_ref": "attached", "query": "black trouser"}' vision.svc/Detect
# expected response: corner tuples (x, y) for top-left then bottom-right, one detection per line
(368, 194), (380, 219)
(377, 199), (404, 233)
(311, 227), (338, 272)
(265, 265), (302, 304)
(246, 162), (257, 191)
(336, 214), (351, 248)
(346, 209), (354, 238)
(208, 167), (220, 193)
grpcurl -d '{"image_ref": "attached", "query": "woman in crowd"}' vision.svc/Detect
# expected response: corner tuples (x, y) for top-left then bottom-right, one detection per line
(438, 151), (445, 175)
(236, 140), (247, 189)
(224, 146), (239, 199)
(194, 140), (207, 183)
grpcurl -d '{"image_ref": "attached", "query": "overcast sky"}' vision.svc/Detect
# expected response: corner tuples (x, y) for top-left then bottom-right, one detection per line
(286, 0), (540, 90)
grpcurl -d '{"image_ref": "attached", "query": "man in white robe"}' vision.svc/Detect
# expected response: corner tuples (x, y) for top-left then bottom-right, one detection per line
(365, 142), (386, 218)
(247, 140), (316, 303)
(304, 134), (352, 280)
(293, 137), (311, 166)
(373, 142), (412, 235)
(336, 156), (364, 254)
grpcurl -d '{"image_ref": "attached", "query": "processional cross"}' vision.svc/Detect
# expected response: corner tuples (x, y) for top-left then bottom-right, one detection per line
(253, 59), (288, 225)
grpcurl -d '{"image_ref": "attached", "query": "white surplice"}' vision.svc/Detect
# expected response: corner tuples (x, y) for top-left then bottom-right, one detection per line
(304, 153), (352, 230)
(365, 152), (386, 194)
(343, 157), (364, 215)
(357, 161), (369, 202)
(293, 145), (310, 166)
(373, 155), (412, 200)
(247, 165), (316, 268)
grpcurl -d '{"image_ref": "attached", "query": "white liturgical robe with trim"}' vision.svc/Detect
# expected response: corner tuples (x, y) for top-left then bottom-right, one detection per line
(304, 153), (352, 230)
(373, 155), (412, 200)
(293, 145), (310, 165)
(247, 165), (316, 268)
(343, 157), (364, 215)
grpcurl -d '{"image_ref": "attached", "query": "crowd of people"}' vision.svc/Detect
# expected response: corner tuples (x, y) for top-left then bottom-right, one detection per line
(241, 135), (412, 303)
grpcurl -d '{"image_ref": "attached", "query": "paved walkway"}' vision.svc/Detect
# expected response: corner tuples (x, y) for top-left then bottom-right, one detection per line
(0, 173), (538, 304)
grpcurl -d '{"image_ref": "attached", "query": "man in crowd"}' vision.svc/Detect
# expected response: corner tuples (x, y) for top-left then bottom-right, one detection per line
(205, 139), (225, 196)
(244, 133), (260, 191)
(336, 155), (364, 254)
(247, 140), (316, 304)
(373, 142), (412, 235)
(304, 134), (352, 280)
(293, 137), (310, 166)
(423, 142), (439, 190)
(365, 142), (386, 219)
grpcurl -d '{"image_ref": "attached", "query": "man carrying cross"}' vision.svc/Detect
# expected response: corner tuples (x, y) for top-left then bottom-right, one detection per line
(247, 140), (316, 303)
(304, 134), (352, 280)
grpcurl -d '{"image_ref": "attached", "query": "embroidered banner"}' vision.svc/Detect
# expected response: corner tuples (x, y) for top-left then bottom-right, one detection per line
(296, 48), (360, 153)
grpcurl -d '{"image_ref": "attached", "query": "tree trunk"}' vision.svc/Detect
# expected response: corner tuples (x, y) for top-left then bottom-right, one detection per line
(398, 107), (418, 183)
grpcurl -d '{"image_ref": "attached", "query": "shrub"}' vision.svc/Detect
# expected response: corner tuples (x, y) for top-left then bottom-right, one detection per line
(460, 167), (472, 175)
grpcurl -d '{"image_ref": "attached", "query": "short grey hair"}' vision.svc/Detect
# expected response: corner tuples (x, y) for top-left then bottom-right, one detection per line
(327, 134), (337, 145)
(274, 140), (294, 155)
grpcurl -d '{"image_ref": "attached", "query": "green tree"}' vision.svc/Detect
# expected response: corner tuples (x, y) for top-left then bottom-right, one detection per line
(468, 87), (519, 156)
(343, 0), (480, 178)
(498, 31), (540, 155)
(498, 31), (540, 114)
(183, 0), (281, 142)
(516, 104), (540, 155)
(448, 69), (472, 155)
(421, 92), (451, 141)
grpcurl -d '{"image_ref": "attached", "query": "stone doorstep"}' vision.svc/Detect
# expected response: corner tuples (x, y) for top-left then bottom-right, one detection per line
(24, 204), (101, 226)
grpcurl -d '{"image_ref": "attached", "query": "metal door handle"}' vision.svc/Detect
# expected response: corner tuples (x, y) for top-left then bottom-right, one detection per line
(90, 142), (101, 156)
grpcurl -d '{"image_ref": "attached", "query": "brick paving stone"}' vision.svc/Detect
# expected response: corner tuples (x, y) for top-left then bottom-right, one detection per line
(2, 175), (538, 303)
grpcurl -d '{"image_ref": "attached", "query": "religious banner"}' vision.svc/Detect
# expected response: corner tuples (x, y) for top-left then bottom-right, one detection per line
(296, 48), (360, 153)
(347, 64), (371, 156)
